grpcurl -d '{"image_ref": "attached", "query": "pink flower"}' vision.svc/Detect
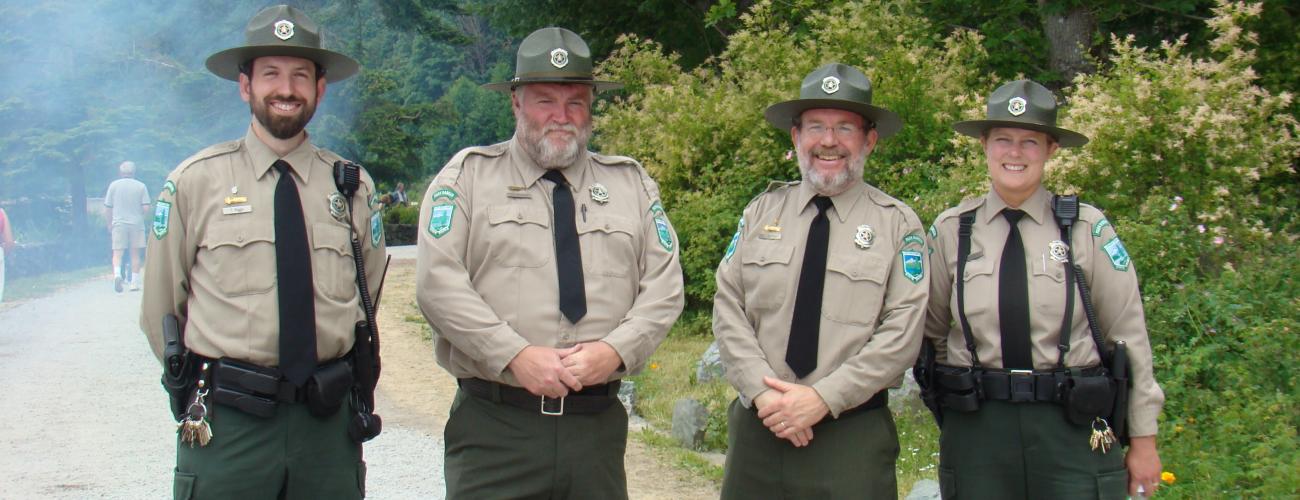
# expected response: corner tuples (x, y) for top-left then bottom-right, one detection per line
(1213, 236), (1225, 245)
(785, 150), (794, 160)
(1197, 225), (1206, 233)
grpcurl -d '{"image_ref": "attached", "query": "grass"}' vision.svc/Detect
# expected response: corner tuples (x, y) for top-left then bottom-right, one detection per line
(629, 327), (942, 491)
(2, 266), (103, 304)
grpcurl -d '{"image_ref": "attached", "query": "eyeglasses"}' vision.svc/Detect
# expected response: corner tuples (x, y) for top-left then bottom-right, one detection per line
(801, 122), (872, 138)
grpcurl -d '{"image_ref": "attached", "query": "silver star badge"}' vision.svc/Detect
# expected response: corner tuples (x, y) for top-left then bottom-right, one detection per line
(821, 76), (840, 95)
(328, 192), (348, 222)
(1049, 240), (1069, 263)
(854, 224), (875, 249)
(589, 183), (610, 205)
(550, 48), (569, 69)
(274, 20), (295, 41)
(1008, 96), (1027, 116)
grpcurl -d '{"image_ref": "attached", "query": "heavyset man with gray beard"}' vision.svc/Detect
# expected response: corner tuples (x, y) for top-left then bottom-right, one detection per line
(713, 63), (929, 498)
(416, 27), (684, 499)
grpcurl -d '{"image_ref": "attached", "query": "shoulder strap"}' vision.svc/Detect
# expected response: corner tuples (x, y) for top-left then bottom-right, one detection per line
(956, 209), (981, 368)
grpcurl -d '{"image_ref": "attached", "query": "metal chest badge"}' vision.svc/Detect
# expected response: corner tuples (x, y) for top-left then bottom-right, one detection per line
(854, 224), (875, 249)
(329, 192), (348, 222)
(274, 20), (295, 41)
(589, 183), (610, 204)
(1048, 240), (1069, 263)
(550, 48), (569, 68)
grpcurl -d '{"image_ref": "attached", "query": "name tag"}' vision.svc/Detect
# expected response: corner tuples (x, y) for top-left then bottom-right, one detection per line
(222, 205), (252, 215)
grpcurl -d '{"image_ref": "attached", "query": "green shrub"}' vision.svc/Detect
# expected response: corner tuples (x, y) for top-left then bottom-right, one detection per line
(383, 203), (420, 226)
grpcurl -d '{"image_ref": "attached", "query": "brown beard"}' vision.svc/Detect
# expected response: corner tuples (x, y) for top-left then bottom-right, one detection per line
(250, 94), (316, 140)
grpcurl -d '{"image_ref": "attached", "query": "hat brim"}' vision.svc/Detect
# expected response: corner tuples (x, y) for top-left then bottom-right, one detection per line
(764, 99), (903, 139)
(482, 78), (623, 93)
(952, 119), (1088, 148)
(206, 45), (359, 83)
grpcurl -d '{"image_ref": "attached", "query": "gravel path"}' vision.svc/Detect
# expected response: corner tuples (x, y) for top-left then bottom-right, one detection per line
(0, 276), (443, 499)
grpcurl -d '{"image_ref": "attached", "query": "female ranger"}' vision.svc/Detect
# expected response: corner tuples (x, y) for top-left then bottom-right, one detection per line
(922, 80), (1164, 499)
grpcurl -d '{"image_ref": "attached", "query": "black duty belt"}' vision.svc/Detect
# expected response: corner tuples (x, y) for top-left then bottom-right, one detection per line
(458, 378), (621, 416)
(936, 364), (1106, 406)
(200, 355), (354, 418)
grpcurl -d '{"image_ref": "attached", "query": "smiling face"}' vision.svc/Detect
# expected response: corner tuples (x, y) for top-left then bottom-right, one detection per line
(791, 108), (877, 196)
(512, 83), (594, 169)
(240, 55), (325, 141)
(981, 127), (1059, 207)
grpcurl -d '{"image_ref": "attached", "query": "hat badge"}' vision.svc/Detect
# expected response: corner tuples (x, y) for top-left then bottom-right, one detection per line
(821, 76), (840, 95)
(273, 20), (295, 41)
(1008, 96), (1027, 116)
(550, 48), (569, 69)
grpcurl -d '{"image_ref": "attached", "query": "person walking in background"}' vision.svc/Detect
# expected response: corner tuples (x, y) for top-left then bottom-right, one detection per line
(139, 5), (385, 498)
(390, 181), (407, 205)
(416, 27), (684, 499)
(0, 207), (14, 302)
(104, 161), (151, 292)
(922, 80), (1164, 499)
(712, 63), (928, 499)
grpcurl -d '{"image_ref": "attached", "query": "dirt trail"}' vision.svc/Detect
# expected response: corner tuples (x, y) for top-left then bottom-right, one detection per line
(375, 258), (719, 500)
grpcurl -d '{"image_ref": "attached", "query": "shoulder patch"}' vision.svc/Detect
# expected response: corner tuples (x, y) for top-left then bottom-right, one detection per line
(723, 217), (744, 262)
(901, 249), (924, 283)
(928, 224), (938, 239)
(427, 203), (455, 238)
(650, 201), (674, 252)
(152, 201), (171, 239)
(370, 211), (384, 248)
(432, 187), (458, 202)
(162, 180), (176, 196)
(902, 234), (925, 248)
(1092, 218), (1111, 238)
(1102, 236), (1130, 271)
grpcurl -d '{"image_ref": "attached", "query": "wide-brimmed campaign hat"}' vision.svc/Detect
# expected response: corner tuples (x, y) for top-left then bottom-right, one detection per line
(482, 27), (622, 93)
(206, 5), (359, 83)
(764, 63), (902, 139)
(953, 80), (1088, 147)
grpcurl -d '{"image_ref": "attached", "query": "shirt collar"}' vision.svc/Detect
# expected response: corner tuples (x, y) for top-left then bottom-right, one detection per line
(983, 185), (1052, 225)
(245, 126), (317, 183)
(508, 135), (590, 189)
(796, 180), (865, 223)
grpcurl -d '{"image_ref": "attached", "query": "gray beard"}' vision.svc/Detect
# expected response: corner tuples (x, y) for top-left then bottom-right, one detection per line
(798, 148), (866, 196)
(516, 120), (590, 169)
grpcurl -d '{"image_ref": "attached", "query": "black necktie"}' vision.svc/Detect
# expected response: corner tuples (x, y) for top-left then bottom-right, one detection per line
(273, 160), (317, 386)
(786, 196), (832, 378)
(999, 209), (1032, 369)
(543, 170), (587, 324)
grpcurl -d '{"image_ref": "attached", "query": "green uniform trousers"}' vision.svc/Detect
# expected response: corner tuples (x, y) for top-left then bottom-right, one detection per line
(173, 399), (363, 500)
(938, 401), (1127, 500)
(444, 388), (629, 500)
(721, 398), (900, 500)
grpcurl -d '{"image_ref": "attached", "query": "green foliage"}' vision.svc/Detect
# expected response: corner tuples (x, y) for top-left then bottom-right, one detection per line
(383, 203), (421, 225)
(627, 333), (733, 452)
(598, 0), (989, 311)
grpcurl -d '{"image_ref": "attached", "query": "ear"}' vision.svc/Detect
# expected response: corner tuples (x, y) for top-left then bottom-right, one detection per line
(789, 125), (799, 146)
(316, 76), (327, 100)
(863, 127), (880, 154)
(239, 73), (252, 103)
(510, 89), (522, 113)
(1046, 140), (1060, 157)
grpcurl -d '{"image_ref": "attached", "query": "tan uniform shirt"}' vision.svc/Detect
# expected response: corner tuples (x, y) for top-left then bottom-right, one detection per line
(416, 138), (684, 385)
(925, 186), (1164, 436)
(140, 127), (387, 366)
(713, 180), (929, 417)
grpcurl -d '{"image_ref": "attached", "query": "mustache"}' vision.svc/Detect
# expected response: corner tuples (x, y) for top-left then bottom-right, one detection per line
(263, 94), (305, 105)
(810, 147), (848, 157)
(542, 123), (579, 134)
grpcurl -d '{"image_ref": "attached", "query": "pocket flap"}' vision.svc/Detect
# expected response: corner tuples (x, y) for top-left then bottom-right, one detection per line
(203, 219), (273, 249)
(741, 242), (794, 266)
(827, 252), (889, 284)
(487, 204), (549, 228)
(579, 214), (635, 236)
(962, 255), (994, 281)
(312, 222), (353, 256)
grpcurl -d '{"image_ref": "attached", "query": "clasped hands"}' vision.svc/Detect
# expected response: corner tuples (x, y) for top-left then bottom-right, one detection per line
(507, 342), (622, 399)
(754, 376), (829, 448)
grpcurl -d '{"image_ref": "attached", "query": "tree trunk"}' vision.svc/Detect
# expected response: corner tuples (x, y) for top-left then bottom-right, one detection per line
(1038, 0), (1096, 84)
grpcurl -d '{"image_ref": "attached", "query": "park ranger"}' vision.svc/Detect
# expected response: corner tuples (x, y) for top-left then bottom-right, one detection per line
(922, 80), (1164, 498)
(140, 5), (385, 498)
(416, 27), (684, 499)
(713, 63), (928, 499)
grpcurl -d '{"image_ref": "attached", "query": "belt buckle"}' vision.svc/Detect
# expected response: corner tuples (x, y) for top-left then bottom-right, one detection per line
(540, 395), (565, 416)
(1008, 369), (1035, 402)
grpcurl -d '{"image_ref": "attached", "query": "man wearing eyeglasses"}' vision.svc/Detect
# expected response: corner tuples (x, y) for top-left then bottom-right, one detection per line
(712, 63), (929, 498)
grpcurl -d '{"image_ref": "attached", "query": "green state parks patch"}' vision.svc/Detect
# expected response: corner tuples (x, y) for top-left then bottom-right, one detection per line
(1102, 236), (1130, 271)
(162, 180), (176, 196)
(723, 217), (744, 262)
(903, 234), (925, 248)
(928, 224), (938, 239)
(432, 187), (458, 202)
(370, 211), (384, 248)
(650, 201), (674, 252)
(901, 249), (924, 283)
(427, 204), (455, 238)
(152, 201), (171, 239)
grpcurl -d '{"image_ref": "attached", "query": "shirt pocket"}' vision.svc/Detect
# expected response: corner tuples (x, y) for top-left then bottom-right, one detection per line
(201, 219), (276, 297)
(957, 254), (996, 318)
(579, 213), (636, 278)
(311, 222), (357, 302)
(486, 204), (551, 268)
(823, 252), (890, 326)
(740, 241), (794, 310)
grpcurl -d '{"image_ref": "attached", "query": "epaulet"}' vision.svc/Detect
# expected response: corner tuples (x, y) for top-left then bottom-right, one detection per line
(314, 147), (376, 191)
(314, 147), (345, 165)
(935, 196), (986, 224)
(1076, 201), (1106, 225)
(590, 152), (640, 167)
(863, 183), (903, 208)
(764, 179), (798, 193)
(172, 140), (241, 177)
(436, 142), (508, 186)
